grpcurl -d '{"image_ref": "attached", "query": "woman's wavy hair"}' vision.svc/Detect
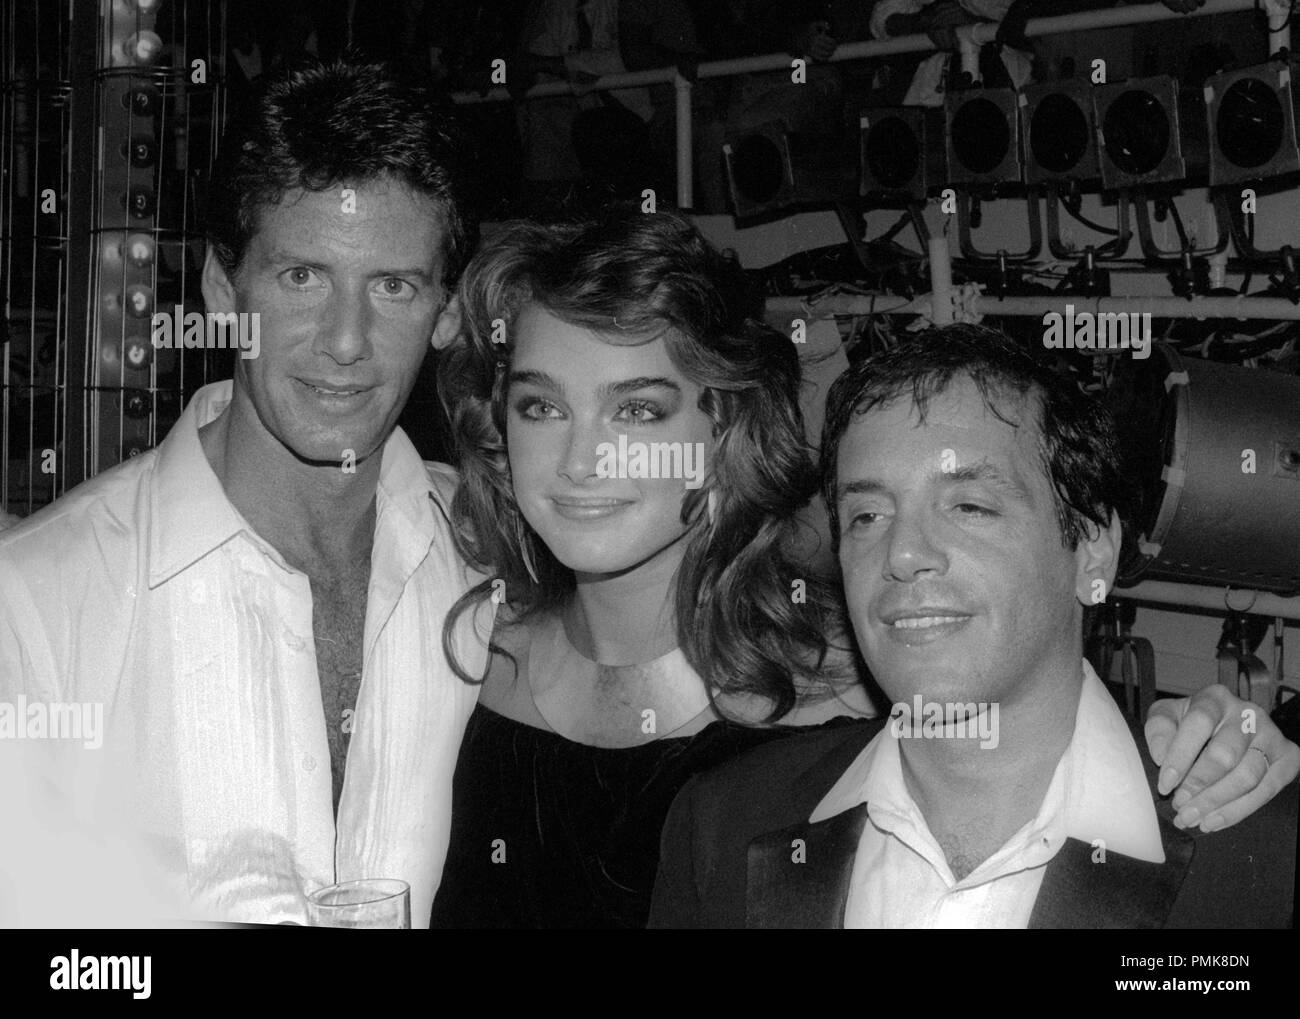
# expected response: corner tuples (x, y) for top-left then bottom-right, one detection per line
(438, 206), (842, 721)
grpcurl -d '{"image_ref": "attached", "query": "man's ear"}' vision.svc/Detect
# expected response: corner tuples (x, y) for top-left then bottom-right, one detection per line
(201, 245), (237, 313)
(1074, 509), (1123, 607)
(430, 293), (462, 351)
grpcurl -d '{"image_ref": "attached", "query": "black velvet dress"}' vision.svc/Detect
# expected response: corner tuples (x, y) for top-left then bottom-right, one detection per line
(430, 701), (865, 928)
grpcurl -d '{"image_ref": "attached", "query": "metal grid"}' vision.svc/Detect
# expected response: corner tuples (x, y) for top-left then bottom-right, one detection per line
(1, 0), (227, 520)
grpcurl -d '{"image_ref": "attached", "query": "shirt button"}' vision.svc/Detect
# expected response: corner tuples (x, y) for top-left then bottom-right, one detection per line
(302, 755), (316, 772)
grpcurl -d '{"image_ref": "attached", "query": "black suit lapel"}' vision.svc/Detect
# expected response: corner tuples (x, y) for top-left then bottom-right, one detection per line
(1029, 809), (1196, 928)
(746, 803), (870, 929)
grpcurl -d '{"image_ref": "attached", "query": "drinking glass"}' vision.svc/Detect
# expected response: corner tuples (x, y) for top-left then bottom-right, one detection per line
(306, 878), (410, 929)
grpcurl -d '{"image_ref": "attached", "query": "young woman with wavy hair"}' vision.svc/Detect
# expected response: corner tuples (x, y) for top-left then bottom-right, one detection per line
(429, 208), (871, 928)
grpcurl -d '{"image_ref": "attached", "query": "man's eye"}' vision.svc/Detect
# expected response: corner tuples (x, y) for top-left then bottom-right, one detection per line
(615, 400), (662, 424)
(954, 503), (995, 516)
(377, 278), (414, 299)
(284, 267), (319, 288)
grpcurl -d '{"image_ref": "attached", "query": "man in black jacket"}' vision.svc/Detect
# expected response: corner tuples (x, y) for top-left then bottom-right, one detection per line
(650, 325), (1297, 928)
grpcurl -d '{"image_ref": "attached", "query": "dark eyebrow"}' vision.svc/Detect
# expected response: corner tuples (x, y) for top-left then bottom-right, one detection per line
(507, 369), (564, 396)
(372, 267), (435, 283)
(507, 372), (680, 401)
(836, 479), (890, 502)
(262, 251), (434, 283)
(596, 376), (681, 402)
(265, 250), (327, 269)
(836, 460), (1033, 503)
(943, 460), (1033, 501)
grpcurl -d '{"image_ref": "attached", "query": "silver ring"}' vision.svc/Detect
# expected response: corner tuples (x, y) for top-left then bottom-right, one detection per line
(1247, 745), (1271, 766)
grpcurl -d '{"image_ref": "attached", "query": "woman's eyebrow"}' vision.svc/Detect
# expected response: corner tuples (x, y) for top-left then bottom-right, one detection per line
(507, 369), (564, 395)
(596, 377), (681, 401)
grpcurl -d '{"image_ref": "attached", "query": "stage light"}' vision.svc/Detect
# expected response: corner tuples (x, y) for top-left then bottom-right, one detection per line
(722, 120), (856, 219)
(122, 84), (160, 117)
(126, 134), (157, 168)
(121, 31), (164, 66)
(125, 186), (156, 219)
(124, 390), (151, 419)
(1205, 60), (1300, 185)
(1094, 76), (1207, 188)
(125, 233), (155, 268)
(943, 89), (1022, 186)
(100, 233), (126, 269)
(124, 335), (153, 372)
(1020, 83), (1101, 185)
(1112, 344), (1300, 594)
(859, 108), (944, 200)
(722, 122), (795, 218)
(124, 284), (152, 318)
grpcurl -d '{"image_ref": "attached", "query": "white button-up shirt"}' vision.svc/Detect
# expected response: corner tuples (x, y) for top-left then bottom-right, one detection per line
(0, 381), (492, 926)
(811, 660), (1165, 928)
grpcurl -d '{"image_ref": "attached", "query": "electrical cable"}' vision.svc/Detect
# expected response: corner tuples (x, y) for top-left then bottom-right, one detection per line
(1060, 193), (1120, 236)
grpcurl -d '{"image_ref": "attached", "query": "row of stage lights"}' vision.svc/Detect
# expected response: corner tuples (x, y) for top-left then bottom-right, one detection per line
(725, 54), (1300, 248)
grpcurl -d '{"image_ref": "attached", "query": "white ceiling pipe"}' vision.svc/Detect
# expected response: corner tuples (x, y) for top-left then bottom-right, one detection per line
(1116, 580), (1300, 622)
(452, 2), (1257, 105)
(773, 292), (1300, 321)
(1264, 0), (1293, 56)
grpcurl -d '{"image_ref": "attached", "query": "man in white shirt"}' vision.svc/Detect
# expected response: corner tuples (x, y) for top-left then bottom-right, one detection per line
(0, 60), (492, 927)
(650, 324), (1298, 928)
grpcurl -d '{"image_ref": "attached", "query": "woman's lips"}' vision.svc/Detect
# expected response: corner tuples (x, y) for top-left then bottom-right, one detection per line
(549, 496), (634, 521)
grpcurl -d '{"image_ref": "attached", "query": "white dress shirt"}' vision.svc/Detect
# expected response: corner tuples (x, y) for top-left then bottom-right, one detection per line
(0, 381), (492, 927)
(811, 660), (1165, 929)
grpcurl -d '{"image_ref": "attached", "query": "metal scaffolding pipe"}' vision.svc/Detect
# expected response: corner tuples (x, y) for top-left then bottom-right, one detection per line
(675, 73), (693, 210)
(777, 292), (1300, 321)
(452, 3), (1256, 104)
(1116, 580), (1300, 623)
(928, 235), (955, 324)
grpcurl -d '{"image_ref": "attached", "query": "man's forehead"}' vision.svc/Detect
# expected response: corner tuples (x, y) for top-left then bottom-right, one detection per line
(244, 180), (448, 266)
(837, 380), (1044, 481)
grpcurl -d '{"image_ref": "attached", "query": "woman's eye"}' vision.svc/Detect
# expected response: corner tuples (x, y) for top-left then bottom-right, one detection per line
(516, 397), (562, 420)
(954, 503), (994, 517)
(615, 400), (662, 424)
(847, 511), (882, 530)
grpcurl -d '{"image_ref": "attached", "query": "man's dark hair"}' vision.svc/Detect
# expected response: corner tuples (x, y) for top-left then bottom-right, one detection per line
(206, 58), (478, 290)
(820, 323), (1130, 552)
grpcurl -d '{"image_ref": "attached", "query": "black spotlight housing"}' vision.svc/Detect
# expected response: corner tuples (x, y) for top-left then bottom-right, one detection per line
(1020, 82), (1101, 185)
(943, 88), (1022, 187)
(858, 107), (945, 200)
(1094, 75), (1208, 189)
(1205, 59), (1300, 186)
(722, 122), (795, 218)
(722, 120), (858, 220)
